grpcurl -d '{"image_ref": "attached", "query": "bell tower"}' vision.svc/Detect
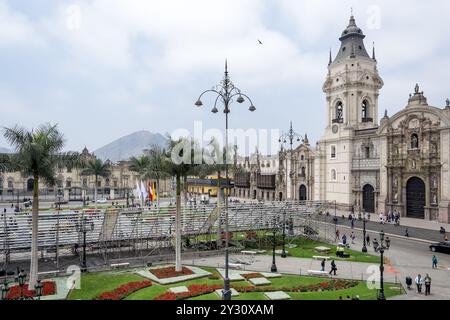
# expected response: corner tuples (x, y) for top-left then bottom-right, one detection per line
(323, 14), (384, 131)
(315, 14), (384, 208)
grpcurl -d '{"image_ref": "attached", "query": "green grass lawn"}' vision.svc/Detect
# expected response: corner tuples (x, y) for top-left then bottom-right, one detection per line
(67, 267), (403, 301)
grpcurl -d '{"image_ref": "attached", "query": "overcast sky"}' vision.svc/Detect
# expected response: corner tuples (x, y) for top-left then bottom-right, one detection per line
(0, 0), (449, 152)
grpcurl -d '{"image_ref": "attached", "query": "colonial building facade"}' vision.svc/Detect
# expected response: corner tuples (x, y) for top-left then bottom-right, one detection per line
(0, 147), (171, 202)
(234, 15), (450, 223)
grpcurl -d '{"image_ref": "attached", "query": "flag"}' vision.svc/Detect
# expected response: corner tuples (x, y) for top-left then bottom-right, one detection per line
(148, 181), (153, 202)
(135, 181), (141, 201)
(141, 181), (148, 201)
(152, 182), (157, 203)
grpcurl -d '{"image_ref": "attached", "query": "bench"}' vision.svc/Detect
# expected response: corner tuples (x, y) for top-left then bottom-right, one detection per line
(38, 270), (60, 277)
(314, 246), (331, 254)
(110, 263), (130, 269)
(241, 251), (257, 256)
(307, 270), (331, 277)
(313, 256), (331, 261)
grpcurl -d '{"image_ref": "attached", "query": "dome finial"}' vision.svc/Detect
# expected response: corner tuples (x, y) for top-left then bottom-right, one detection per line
(329, 48), (332, 65)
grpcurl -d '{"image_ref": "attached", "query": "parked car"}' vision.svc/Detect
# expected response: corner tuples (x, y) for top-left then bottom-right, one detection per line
(430, 241), (450, 254)
(96, 198), (108, 204)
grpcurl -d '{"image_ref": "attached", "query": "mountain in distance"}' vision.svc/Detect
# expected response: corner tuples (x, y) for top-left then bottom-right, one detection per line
(94, 131), (168, 163)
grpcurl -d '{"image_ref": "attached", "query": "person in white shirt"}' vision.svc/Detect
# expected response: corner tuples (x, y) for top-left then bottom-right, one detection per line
(415, 274), (423, 293)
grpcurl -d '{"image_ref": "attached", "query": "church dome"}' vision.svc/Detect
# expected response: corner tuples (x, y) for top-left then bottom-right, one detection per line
(332, 15), (371, 63)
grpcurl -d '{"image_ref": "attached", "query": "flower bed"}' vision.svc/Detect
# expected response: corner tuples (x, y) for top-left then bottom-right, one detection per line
(94, 280), (153, 300)
(242, 273), (263, 280)
(151, 267), (194, 279)
(234, 280), (358, 294)
(155, 284), (223, 300)
(6, 281), (56, 299)
(153, 280), (358, 300)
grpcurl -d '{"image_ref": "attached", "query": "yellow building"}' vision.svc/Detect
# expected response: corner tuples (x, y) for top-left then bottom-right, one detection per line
(186, 175), (232, 197)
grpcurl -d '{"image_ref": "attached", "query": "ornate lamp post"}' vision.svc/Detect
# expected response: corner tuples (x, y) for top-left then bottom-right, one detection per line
(35, 280), (43, 300)
(278, 122), (302, 201)
(271, 217), (278, 272)
(1, 279), (9, 300)
(77, 215), (94, 273)
(17, 269), (27, 300)
(362, 212), (368, 253)
(195, 60), (256, 301)
(378, 230), (386, 300)
(281, 209), (287, 258)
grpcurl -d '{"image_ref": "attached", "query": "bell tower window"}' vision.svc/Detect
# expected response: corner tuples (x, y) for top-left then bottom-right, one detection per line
(362, 100), (372, 123)
(333, 102), (344, 124)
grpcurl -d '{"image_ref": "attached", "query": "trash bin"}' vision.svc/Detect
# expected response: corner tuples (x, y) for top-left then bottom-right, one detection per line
(405, 276), (412, 290)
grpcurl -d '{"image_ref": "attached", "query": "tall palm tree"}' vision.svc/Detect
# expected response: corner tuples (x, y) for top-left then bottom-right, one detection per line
(2, 124), (79, 288)
(145, 146), (170, 207)
(81, 158), (111, 206)
(165, 136), (200, 272)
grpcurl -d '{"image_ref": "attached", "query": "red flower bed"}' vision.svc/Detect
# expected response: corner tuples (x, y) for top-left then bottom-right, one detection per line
(6, 281), (56, 300)
(242, 273), (263, 280)
(154, 284), (223, 300)
(151, 267), (194, 279)
(153, 280), (359, 301)
(94, 280), (152, 300)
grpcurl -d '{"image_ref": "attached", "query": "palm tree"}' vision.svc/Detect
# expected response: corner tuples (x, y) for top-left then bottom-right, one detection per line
(2, 124), (79, 288)
(0, 153), (12, 173)
(81, 158), (111, 207)
(145, 146), (170, 207)
(165, 136), (200, 272)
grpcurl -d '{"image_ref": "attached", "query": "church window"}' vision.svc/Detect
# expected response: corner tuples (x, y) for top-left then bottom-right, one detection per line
(365, 147), (370, 159)
(331, 146), (337, 159)
(301, 155), (304, 161)
(331, 169), (337, 181)
(411, 134), (419, 149)
(335, 102), (344, 122)
(362, 100), (370, 121)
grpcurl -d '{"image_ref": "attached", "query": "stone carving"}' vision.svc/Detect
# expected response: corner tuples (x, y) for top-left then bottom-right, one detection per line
(431, 176), (438, 189)
(411, 159), (416, 169)
(393, 175), (398, 188)
(432, 192), (438, 205)
(393, 192), (398, 203)
(415, 83), (419, 94)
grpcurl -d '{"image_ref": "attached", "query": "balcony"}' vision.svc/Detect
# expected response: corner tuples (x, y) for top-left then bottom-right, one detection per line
(362, 117), (373, 123)
(332, 118), (344, 124)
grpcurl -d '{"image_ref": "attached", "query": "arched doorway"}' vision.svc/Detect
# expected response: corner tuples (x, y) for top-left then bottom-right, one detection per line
(362, 185), (375, 213)
(299, 185), (307, 201)
(407, 177), (425, 219)
(27, 178), (34, 192)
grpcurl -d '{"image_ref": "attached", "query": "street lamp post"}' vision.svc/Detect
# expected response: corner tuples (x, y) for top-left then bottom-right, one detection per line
(378, 230), (386, 300)
(56, 193), (62, 268)
(279, 122), (302, 202)
(195, 60), (256, 301)
(1, 279), (9, 300)
(362, 212), (368, 253)
(17, 269), (26, 300)
(281, 209), (287, 258)
(271, 218), (278, 272)
(77, 215), (94, 273)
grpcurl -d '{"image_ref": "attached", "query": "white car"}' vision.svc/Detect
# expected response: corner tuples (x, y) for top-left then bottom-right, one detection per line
(96, 198), (108, 204)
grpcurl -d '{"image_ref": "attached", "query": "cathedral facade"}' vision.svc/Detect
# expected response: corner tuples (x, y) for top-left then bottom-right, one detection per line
(235, 15), (450, 223)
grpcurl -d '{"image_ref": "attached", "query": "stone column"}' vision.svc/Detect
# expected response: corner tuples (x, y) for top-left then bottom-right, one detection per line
(110, 189), (115, 200)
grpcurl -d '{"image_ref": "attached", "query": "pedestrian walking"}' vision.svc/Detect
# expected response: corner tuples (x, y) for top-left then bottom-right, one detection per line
(351, 218), (354, 229)
(415, 274), (423, 294)
(366, 234), (371, 247)
(320, 259), (326, 272)
(385, 237), (391, 250)
(432, 255), (438, 269)
(445, 234), (448, 242)
(424, 274), (432, 296)
(351, 232), (356, 244)
(329, 260), (337, 276)
(342, 234), (347, 246)
(405, 228), (409, 237)
(335, 230), (340, 242)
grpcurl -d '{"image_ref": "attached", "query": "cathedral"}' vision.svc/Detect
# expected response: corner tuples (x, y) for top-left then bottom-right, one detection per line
(234, 14), (450, 223)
